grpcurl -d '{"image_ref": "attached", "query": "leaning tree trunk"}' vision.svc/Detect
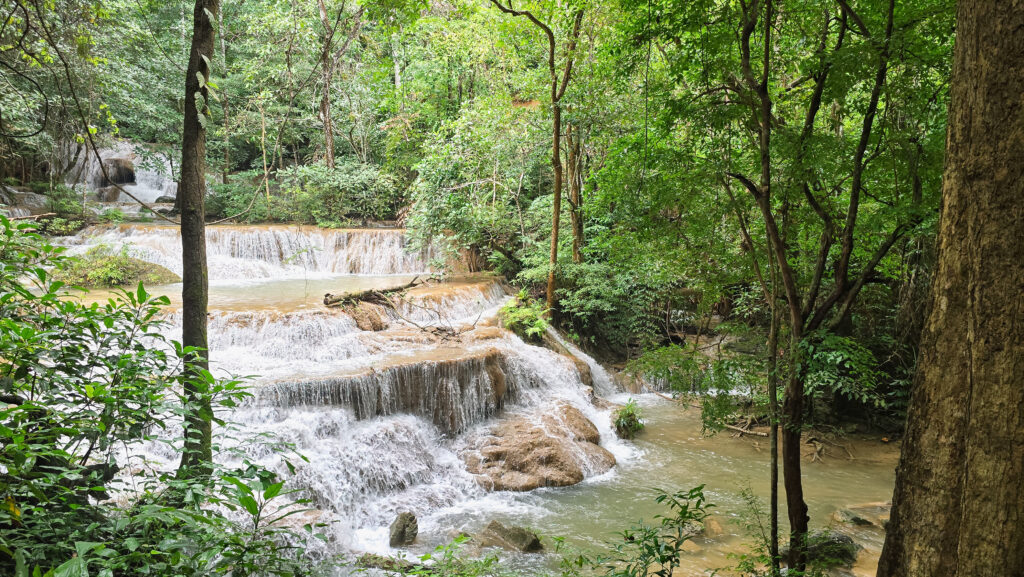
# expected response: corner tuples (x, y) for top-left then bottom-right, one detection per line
(876, 2), (1024, 575)
(177, 0), (218, 476)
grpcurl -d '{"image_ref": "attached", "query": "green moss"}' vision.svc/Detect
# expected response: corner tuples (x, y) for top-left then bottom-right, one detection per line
(54, 245), (180, 288)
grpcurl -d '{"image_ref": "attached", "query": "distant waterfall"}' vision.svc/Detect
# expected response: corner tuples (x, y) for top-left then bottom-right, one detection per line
(68, 224), (436, 278)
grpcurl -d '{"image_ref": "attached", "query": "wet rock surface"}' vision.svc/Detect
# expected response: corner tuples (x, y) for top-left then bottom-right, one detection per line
(389, 511), (418, 547)
(476, 520), (543, 552)
(463, 403), (615, 491)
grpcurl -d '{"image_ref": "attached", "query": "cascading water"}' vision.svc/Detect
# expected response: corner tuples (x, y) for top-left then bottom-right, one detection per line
(66, 140), (178, 203)
(67, 224), (437, 279)
(71, 222), (629, 568)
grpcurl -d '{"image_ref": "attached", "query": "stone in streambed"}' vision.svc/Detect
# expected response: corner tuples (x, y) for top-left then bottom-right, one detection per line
(349, 303), (389, 331)
(476, 520), (543, 553)
(389, 511), (418, 547)
(462, 404), (615, 492)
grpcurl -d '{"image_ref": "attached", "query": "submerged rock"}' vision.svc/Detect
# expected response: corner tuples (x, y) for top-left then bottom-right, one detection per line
(476, 520), (543, 552)
(832, 501), (890, 529)
(357, 553), (415, 572)
(463, 404), (615, 491)
(389, 511), (418, 547)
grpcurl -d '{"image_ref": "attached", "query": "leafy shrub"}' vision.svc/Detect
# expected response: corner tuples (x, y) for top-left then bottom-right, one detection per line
(0, 217), (323, 576)
(33, 215), (86, 236)
(98, 207), (126, 223)
(28, 180), (49, 194)
(613, 399), (645, 439)
(46, 184), (85, 217)
(499, 291), (548, 343)
(279, 161), (404, 227)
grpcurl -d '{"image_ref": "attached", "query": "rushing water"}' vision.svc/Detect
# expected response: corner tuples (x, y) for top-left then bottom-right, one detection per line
(66, 223), (897, 576)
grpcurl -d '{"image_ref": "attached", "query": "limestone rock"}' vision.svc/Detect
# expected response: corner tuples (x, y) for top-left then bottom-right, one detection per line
(101, 158), (135, 186)
(463, 404), (615, 492)
(154, 195), (177, 204)
(96, 186), (122, 202)
(349, 303), (388, 331)
(476, 520), (543, 552)
(389, 511), (418, 547)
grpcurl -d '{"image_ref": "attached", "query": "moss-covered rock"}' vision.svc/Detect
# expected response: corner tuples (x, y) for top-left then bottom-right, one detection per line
(55, 247), (180, 288)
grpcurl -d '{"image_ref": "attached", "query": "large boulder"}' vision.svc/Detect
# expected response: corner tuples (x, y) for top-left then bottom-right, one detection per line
(831, 502), (891, 529)
(101, 158), (135, 186)
(96, 186), (122, 202)
(476, 520), (543, 553)
(462, 404), (615, 491)
(389, 511), (418, 547)
(154, 195), (177, 204)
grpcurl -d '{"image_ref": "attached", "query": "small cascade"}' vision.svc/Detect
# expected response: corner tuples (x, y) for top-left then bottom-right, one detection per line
(393, 280), (509, 325)
(68, 224), (435, 278)
(259, 348), (532, 435)
(66, 141), (177, 203)
(545, 326), (620, 396)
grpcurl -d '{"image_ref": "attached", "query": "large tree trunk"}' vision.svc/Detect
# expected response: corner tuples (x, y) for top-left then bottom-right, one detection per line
(877, 2), (1024, 575)
(177, 0), (218, 475)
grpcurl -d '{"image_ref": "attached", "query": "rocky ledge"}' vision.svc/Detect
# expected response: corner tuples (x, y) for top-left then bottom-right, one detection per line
(462, 403), (616, 491)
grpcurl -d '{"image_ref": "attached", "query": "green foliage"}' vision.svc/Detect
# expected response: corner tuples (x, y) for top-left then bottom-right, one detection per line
(53, 244), (180, 288)
(97, 207), (126, 224)
(498, 291), (548, 343)
(613, 399), (644, 439)
(33, 216), (86, 237)
(0, 217), (322, 576)
(46, 185), (85, 218)
(279, 162), (404, 227)
(801, 332), (887, 408)
(409, 536), (503, 577)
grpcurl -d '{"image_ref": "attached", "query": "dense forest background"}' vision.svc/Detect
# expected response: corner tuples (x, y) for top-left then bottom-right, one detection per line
(3, 0), (989, 574)
(1, 0), (954, 413)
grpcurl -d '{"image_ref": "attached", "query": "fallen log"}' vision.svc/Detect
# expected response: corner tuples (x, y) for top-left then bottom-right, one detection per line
(724, 423), (769, 437)
(323, 276), (423, 307)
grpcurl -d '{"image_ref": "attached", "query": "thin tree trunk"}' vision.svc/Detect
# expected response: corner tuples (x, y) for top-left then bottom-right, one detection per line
(218, 7), (230, 184)
(567, 122), (584, 264)
(177, 0), (218, 475)
(546, 102), (563, 311)
(318, 0), (336, 168)
(877, 2), (1024, 575)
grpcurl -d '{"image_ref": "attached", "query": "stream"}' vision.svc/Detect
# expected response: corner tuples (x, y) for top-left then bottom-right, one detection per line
(62, 223), (898, 576)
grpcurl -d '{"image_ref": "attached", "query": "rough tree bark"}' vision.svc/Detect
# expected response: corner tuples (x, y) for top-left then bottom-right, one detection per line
(877, 2), (1024, 575)
(177, 0), (218, 475)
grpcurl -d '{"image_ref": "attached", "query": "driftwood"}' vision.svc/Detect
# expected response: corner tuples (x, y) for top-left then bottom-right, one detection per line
(724, 423), (769, 437)
(323, 276), (423, 307)
(9, 212), (56, 221)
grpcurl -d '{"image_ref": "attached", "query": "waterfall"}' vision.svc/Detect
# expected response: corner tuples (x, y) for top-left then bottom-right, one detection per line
(544, 326), (620, 396)
(67, 224), (435, 278)
(73, 222), (626, 559)
(65, 141), (177, 203)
